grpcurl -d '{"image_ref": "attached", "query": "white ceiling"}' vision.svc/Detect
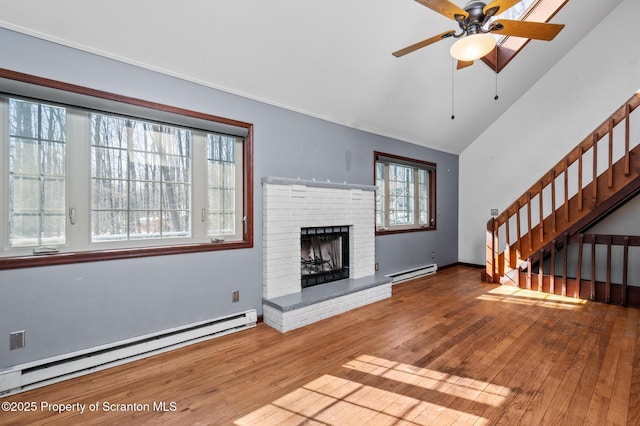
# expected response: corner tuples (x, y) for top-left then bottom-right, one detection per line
(0, 1), (621, 154)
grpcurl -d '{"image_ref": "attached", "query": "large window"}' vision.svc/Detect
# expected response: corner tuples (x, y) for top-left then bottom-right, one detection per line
(0, 69), (253, 269)
(375, 152), (436, 234)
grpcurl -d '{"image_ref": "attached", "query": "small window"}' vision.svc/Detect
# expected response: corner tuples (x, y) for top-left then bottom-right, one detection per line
(375, 152), (436, 234)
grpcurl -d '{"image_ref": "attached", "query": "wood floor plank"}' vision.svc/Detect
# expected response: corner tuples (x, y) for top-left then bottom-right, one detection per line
(627, 309), (640, 425)
(528, 303), (603, 425)
(1, 266), (638, 425)
(563, 303), (619, 424)
(479, 312), (566, 424)
(595, 314), (629, 426)
(607, 308), (638, 425)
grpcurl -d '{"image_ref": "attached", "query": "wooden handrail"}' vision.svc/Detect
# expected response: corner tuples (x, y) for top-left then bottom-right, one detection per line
(486, 92), (640, 283)
(568, 234), (640, 246)
(492, 92), (640, 224)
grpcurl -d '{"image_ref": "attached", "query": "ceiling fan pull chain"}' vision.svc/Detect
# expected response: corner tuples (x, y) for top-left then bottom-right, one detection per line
(451, 57), (456, 120)
(494, 48), (500, 100)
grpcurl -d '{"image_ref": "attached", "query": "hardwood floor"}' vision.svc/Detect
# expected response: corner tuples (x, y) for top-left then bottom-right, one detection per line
(2, 265), (639, 425)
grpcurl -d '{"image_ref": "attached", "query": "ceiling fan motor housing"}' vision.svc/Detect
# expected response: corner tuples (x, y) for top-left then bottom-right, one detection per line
(458, 1), (490, 34)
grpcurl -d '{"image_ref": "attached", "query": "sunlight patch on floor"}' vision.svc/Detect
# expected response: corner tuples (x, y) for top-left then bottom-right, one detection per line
(477, 285), (587, 310)
(343, 354), (510, 408)
(235, 354), (512, 425)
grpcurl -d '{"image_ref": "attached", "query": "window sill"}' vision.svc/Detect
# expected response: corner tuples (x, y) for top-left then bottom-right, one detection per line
(376, 226), (436, 236)
(0, 240), (253, 270)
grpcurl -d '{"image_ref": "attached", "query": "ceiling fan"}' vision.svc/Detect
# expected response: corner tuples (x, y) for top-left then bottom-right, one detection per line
(393, 0), (565, 69)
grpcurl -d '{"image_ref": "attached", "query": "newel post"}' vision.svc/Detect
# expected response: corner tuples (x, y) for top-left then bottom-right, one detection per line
(485, 217), (498, 283)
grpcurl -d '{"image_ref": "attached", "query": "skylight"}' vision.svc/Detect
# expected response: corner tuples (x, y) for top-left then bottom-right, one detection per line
(490, 0), (538, 43)
(482, 0), (569, 73)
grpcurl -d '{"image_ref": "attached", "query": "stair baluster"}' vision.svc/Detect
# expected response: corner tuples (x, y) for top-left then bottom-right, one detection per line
(484, 92), (640, 289)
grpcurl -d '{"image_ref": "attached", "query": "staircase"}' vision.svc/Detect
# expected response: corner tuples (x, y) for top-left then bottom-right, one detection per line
(484, 92), (640, 306)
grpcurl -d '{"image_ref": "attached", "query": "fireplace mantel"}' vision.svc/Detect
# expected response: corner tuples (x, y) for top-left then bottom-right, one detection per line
(261, 176), (376, 192)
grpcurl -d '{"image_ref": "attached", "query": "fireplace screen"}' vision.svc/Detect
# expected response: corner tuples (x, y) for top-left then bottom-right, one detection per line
(301, 226), (349, 288)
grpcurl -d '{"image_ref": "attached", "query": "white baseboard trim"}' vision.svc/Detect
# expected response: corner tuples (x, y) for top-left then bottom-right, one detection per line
(0, 309), (257, 397)
(387, 263), (438, 284)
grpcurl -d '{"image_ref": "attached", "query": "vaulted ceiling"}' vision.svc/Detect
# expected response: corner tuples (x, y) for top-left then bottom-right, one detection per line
(0, 1), (622, 154)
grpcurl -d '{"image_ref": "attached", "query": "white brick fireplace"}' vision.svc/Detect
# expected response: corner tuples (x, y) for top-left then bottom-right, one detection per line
(262, 177), (391, 332)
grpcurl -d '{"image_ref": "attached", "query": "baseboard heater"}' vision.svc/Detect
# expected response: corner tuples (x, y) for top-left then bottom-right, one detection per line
(387, 263), (438, 284)
(0, 309), (257, 397)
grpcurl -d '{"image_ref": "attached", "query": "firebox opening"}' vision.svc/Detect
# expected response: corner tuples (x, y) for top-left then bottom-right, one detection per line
(301, 226), (350, 288)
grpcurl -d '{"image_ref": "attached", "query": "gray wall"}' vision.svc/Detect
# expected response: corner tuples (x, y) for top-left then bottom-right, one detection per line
(0, 28), (458, 370)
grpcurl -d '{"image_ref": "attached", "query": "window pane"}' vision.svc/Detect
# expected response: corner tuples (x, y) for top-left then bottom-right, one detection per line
(9, 214), (40, 247)
(129, 211), (161, 239)
(9, 100), (39, 138)
(92, 211), (128, 241)
(418, 169), (429, 225)
(91, 114), (127, 148)
(92, 147), (127, 178)
(207, 134), (239, 237)
(130, 181), (161, 211)
(8, 99), (66, 248)
(162, 154), (190, 183)
(42, 141), (65, 176)
(40, 107), (66, 142)
(9, 139), (39, 174)
(130, 152), (161, 181)
(91, 113), (192, 242)
(43, 177), (65, 211)
(42, 213), (66, 245)
(92, 179), (128, 210)
(375, 162), (386, 227)
(10, 176), (40, 211)
(388, 164), (414, 226)
(161, 210), (190, 238)
(162, 183), (190, 210)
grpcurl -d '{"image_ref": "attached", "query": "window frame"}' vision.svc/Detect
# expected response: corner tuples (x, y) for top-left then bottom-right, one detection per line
(0, 68), (254, 270)
(374, 151), (436, 236)
(481, 0), (569, 73)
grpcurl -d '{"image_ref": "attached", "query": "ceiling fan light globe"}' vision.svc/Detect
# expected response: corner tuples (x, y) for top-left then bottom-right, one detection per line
(450, 33), (496, 62)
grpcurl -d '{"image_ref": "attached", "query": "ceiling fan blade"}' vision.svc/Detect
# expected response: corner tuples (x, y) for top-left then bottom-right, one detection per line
(491, 20), (565, 41)
(457, 60), (474, 70)
(415, 0), (468, 21)
(392, 30), (456, 57)
(483, 0), (523, 17)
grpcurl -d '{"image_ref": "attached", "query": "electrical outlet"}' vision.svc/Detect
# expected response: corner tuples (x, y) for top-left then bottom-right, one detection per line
(232, 290), (239, 303)
(431, 251), (436, 259)
(491, 209), (499, 216)
(375, 262), (379, 271)
(10, 331), (25, 350)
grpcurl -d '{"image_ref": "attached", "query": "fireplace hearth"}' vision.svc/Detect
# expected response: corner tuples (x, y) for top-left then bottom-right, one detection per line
(301, 226), (349, 288)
